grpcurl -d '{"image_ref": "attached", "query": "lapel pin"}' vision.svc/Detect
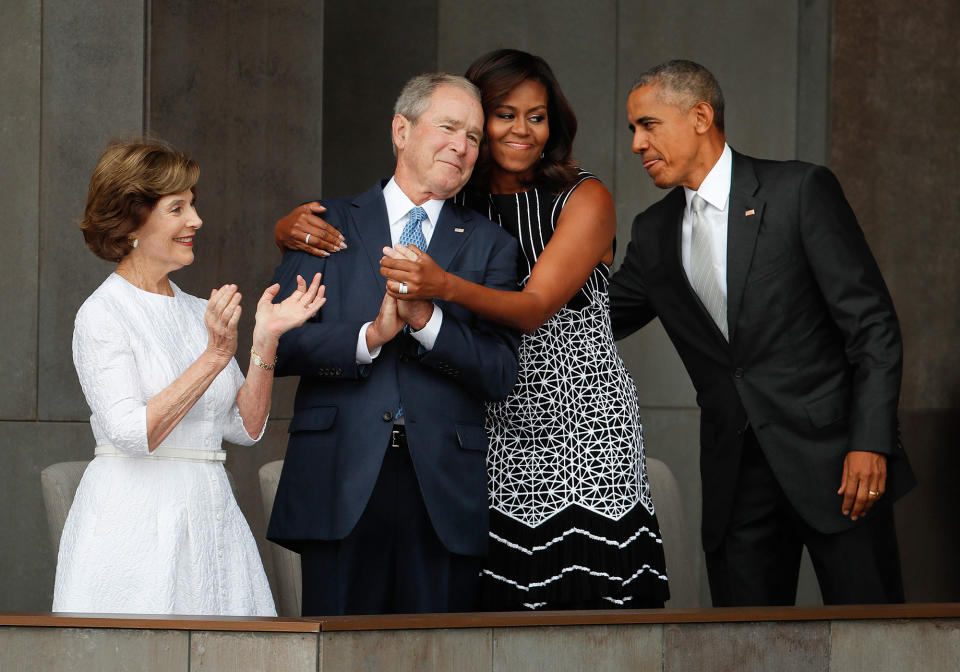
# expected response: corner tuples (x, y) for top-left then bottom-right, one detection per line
(745, 209), (755, 217)
(454, 227), (464, 233)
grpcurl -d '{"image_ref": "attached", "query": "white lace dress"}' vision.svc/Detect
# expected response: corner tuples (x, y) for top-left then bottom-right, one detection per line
(53, 273), (276, 616)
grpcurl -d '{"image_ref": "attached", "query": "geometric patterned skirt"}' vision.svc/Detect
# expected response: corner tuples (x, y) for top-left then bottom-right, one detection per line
(479, 502), (670, 610)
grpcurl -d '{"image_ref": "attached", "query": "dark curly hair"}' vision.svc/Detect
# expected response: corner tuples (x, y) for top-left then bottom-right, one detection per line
(80, 139), (199, 262)
(464, 49), (580, 195)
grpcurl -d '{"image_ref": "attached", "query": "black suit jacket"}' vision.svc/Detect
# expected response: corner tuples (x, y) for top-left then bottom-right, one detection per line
(609, 150), (915, 551)
(266, 182), (521, 557)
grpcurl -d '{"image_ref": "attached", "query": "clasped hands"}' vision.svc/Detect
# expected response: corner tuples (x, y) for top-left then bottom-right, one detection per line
(366, 245), (438, 351)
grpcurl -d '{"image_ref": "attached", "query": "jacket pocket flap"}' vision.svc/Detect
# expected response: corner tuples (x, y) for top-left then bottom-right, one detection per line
(288, 406), (338, 433)
(455, 423), (488, 451)
(804, 387), (850, 428)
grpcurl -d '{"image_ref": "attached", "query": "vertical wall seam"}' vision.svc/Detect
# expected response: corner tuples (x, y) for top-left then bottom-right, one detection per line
(35, 0), (44, 421)
(795, 0), (802, 159)
(824, 0), (833, 165)
(143, 0), (151, 135)
(613, 0), (621, 218)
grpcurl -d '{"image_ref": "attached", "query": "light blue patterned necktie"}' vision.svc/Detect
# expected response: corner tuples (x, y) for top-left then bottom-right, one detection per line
(399, 206), (428, 250)
(395, 206), (427, 423)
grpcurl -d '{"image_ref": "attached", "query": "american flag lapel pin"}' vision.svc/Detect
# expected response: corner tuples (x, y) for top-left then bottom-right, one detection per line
(745, 209), (755, 217)
(454, 227), (465, 233)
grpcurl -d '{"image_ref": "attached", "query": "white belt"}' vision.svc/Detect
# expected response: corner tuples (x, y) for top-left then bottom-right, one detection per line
(95, 444), (227, 463)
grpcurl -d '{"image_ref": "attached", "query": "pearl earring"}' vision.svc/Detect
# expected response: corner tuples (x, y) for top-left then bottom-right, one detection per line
(132, 238), (138, 248)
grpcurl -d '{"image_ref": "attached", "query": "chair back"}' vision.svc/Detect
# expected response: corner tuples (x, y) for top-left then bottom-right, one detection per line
(258, 460), (302, 616)
(646, 457), (700, 607)
(40, 461), (91, 559)
(41, 460), (242, 561)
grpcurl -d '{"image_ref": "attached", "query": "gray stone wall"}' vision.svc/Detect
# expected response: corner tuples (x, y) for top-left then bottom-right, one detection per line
(830, 0), (960, 602)
(0, 0), (325, 612)
(0, 0), (955, 613)
(3, 618), (960, 671)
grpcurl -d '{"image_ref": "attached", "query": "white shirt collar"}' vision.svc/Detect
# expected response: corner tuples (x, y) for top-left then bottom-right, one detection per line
(684, 143), (732, 212)
(382, 177), (446, 228)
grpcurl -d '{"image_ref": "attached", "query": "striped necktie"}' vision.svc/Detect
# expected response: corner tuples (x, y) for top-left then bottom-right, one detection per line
(689, 194), (728, 340)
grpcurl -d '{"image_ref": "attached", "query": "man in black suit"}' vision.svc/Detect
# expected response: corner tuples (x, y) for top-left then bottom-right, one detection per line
(609, 60), (915, 606)
(267, 73), (520, 615)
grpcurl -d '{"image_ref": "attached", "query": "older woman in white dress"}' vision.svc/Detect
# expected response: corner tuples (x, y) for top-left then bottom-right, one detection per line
(53, 140), (325, 616)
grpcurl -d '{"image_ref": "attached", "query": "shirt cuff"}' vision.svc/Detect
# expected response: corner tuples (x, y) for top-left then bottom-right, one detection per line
(357, 322), (382, 364)
(410, 304), (442, 351)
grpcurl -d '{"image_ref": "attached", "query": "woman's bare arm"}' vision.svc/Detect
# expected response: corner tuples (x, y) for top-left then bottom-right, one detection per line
(380, 180), (615, 334)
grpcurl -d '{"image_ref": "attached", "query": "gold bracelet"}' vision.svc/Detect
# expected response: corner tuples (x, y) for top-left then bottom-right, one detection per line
(251, 347), (277, 370)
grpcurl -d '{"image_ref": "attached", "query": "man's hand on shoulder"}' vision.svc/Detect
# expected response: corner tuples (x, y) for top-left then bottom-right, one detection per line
(838, 450), (888, 521)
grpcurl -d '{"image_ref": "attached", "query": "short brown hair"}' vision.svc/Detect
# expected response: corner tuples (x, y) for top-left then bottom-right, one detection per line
(80, 140), (199, 262)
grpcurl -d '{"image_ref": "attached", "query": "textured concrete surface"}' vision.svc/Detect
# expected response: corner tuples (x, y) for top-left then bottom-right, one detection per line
(663, 621), (830, 672)
(894, 410), (960, 602)
(831, 0), (960, 411)
(190, 631), (317, 671)
(493, 624), (662, 672)
(438, 0), (618, 185)
(830, 0), (960, 604)
(0, 422), (99, 611)
(322, 0), (436, 197)
(37, 0), (146, 422)
(0, 0), (41, 420)
(0, 627), (188, 672)
(831, 619), (960, 672)
(322, 628), (492, 672)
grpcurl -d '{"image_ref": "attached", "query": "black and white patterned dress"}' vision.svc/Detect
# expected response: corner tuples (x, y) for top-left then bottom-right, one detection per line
(459, 171), (670, 610)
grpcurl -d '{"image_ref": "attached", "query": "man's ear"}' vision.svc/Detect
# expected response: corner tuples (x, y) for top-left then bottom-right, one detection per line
(392, 114), (410, 151)
(692, 102), (715, 135)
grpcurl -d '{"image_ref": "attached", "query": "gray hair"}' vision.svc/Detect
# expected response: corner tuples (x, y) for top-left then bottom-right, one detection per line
(394, 72), (480, 123)
(632, 60), (725, 132)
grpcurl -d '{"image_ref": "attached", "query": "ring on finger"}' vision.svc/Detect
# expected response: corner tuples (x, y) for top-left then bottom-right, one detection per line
(398, 282), (409, 295)
(868, 490), (880, 497)
(305, 233), (311, 245)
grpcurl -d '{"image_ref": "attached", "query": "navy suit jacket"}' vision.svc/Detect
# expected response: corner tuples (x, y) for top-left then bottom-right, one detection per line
(609, 150), (915, 551)
(266, 182), (521, 557)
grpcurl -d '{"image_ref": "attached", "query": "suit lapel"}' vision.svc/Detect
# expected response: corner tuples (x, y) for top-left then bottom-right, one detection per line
(726, 151), (764, 341)
(425, 201), (473, 270)
(350, 183), (393, 290)
(660, 188), (689, 292)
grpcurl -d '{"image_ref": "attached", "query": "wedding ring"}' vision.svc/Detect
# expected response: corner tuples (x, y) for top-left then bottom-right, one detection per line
(868, 490), (880, 497)
(305, 233), (311, 245)
(398, 282), (409, 295)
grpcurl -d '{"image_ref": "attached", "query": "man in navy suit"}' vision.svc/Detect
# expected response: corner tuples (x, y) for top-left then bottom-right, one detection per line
(267, 73), (520, 616)
(609, 60), (914, 606)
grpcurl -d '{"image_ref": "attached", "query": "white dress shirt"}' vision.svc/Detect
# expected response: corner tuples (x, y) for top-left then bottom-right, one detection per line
(356, 177), (445, 363)
(682, 143), (733, 303)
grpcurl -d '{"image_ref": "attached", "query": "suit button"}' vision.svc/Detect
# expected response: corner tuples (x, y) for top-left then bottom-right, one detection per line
(734, 368), (744, 379)
(382, 411), (393, 422)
